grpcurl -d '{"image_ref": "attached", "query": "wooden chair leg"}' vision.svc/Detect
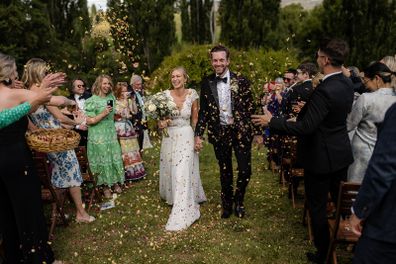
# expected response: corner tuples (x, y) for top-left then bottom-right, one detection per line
(291, 180), (296, 209)
(49, 203), (57, 241)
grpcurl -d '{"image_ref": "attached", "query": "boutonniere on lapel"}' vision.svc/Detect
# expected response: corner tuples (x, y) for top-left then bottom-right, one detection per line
(230, 77), (239, 93)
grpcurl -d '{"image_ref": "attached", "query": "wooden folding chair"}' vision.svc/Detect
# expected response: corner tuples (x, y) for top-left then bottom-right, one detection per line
(280, 135), (305, 208)
(33, 156), (68, 240)
(74, 146), (101, 211)
(326, 181), (361, 264)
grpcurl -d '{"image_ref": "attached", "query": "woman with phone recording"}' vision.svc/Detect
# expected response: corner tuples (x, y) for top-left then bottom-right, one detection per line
(85, 75), (124, 198)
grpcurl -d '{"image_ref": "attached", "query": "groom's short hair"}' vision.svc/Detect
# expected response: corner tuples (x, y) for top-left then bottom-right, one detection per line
(210, 45), (230, 59)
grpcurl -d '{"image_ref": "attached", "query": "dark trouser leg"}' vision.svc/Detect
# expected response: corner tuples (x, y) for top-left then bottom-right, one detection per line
(233, 141), (252, 205)
(329, 167), (348, 205)
(0, 159), (54, 263)
(137, 128), (144, 151)
(213, 141), (233, 210)
(304, 170), (331, 261)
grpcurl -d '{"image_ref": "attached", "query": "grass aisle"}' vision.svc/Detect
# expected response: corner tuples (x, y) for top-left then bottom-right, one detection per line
(53, 140), (315, 263)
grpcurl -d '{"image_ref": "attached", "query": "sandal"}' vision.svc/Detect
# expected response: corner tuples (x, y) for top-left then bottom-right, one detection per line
(75, 215), (96, 223)
(113, 184), (122, 194)
(103, 188), (112, 199)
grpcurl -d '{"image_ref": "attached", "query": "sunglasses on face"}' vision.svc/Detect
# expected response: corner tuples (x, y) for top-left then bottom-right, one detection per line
(77, 84), (85, 88)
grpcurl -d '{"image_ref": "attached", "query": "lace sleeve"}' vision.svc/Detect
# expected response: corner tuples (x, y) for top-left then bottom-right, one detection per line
(190, 89), (199, 102)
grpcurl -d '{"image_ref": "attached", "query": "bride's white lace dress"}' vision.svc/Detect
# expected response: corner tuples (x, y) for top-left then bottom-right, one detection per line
(160, 89), (207, 231)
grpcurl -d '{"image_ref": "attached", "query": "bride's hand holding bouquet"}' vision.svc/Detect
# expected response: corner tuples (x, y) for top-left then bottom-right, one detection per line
(144, 91), (178, 137)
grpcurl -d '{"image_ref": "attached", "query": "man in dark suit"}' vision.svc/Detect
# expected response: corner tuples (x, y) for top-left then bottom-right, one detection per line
(283, 62), (318, 119)
(252, 38), (354, 263)
(195, 45), (254, 219)
(129, 74), (146, 151)
(68, 78), (91, 146)
(350, 103), (396, 264)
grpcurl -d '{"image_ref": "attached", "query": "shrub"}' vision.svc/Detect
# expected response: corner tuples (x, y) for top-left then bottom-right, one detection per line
(145, 44), (299, 100)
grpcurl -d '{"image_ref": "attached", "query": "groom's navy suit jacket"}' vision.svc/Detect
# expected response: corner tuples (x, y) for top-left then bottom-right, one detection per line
(195, 72), (254, 145)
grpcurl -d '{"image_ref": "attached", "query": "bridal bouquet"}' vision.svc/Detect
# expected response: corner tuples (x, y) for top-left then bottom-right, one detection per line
(144, 91), (178, 137)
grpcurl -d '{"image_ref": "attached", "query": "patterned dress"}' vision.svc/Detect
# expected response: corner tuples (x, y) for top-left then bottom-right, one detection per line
(30, 106), (82, 188)
(85, 94), (124, 186)
(115, 98), (146, 181)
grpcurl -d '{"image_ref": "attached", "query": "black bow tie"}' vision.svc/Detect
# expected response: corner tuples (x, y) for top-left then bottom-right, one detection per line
(215, 76), (228, 83)
(78, 95), (84, 100)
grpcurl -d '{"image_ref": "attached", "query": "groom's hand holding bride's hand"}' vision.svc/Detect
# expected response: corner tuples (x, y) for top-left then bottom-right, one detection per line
(251, 106), (273, 127)
(194, 136), (203, 153)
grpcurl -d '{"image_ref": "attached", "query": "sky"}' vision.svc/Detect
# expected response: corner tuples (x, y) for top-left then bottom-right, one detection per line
(87, 0), (107, 10)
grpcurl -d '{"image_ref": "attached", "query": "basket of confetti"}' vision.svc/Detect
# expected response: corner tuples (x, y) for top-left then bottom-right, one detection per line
(26, 128), (81, 153)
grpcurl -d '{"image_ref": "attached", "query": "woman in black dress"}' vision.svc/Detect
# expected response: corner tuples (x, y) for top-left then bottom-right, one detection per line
(0, 52), (65, 263)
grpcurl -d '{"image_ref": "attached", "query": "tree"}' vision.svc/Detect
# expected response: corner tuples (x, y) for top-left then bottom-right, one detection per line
(219, 0), (281, 49)
(108, 0), (176, 73)
(320, 0), (396, 67)
(0, 0), (59, 67)
(269, 4), (308, 50)
(179, 0), (213, 44)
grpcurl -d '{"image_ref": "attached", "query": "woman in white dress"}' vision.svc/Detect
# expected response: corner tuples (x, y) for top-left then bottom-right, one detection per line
(158, 67), (206, 231)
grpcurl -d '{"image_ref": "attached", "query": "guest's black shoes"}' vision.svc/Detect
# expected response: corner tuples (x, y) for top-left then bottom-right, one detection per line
(234, 204), (245, 218)
(306, 252), (325, 264)
(221, 209), (232, 219)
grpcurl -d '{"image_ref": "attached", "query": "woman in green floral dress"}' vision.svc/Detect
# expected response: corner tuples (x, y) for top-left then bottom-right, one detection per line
(85, 75), (124, 198)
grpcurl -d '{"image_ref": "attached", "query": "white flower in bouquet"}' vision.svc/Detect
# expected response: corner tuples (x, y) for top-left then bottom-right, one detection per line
(147, 103), (157, 112)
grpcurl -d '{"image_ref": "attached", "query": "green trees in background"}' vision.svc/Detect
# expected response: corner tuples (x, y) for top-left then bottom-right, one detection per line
(0, 0), (59, 66)
(108, 0), (176, 73)
(219, 0), (281, 49)
(2, 0), (396, 87)
(319, 0), (396, 67)
(179, 0), (214, 44)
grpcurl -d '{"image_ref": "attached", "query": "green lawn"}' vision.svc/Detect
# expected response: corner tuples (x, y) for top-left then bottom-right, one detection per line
(52, 140), (351, 263)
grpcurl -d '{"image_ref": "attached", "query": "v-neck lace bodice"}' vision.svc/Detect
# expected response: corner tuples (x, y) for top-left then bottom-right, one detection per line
(166, 89), (198, 127)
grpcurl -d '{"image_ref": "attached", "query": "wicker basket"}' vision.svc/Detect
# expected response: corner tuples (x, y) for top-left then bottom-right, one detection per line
(26, 128), (81, 153)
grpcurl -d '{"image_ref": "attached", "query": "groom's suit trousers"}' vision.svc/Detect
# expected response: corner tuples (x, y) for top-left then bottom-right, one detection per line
(212, 125), (252, 210)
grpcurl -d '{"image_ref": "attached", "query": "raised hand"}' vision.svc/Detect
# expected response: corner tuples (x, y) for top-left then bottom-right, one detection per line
(41, 72), (67, 90)
(28, 86), (58, 107)
(251, 106), (273, 126)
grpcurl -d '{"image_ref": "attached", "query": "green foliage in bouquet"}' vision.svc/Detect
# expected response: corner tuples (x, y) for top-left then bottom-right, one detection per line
(145, 44), (299, 99)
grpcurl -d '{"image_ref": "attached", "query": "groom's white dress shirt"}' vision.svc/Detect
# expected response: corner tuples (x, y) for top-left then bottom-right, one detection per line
(216, 70), (233, 125)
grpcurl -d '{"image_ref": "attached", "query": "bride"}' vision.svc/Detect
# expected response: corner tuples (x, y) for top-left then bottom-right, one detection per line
(158, 66), (206, 231)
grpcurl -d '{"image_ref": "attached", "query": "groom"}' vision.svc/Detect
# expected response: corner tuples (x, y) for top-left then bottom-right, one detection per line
(194, 45), (254, 218)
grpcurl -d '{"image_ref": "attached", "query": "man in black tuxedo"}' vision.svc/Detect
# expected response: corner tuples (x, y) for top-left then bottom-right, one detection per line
(350, 103), (396, 264)
(252, 38), (354, 263)
(195, 45), (254, 219)
(68, 78), (91, 146)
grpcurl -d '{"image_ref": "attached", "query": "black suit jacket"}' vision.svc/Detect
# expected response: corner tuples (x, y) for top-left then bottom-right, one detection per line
(269, 73), (354, 174)
(67, 91), (92, 101)
(195, 72), (254, 144)
(353, 103), (396, 243)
